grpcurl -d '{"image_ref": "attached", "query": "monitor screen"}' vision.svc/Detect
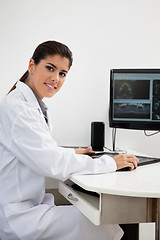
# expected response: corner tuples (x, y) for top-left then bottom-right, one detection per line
(109, 69), (160, 130)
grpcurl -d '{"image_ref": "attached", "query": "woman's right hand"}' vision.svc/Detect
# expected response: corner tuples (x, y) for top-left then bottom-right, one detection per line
(113, 154), (139, 171)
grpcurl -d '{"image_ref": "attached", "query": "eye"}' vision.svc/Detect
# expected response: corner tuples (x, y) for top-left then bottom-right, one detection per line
(60, 72), (66, 77)
(46, 66), (54, 71)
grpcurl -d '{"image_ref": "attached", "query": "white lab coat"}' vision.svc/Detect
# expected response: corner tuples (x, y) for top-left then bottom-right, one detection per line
(0, 81), (123, 240)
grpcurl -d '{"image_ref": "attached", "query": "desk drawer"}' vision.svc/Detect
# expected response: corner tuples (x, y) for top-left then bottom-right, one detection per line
(59, 180), (149, 225)
(59, 180), (101, 225)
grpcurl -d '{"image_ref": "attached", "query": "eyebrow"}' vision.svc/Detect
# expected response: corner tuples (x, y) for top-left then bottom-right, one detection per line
(47, 62), (68, 73)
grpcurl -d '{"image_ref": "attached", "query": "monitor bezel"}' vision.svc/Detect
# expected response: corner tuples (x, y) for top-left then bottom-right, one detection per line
(109, 68), (160, 130)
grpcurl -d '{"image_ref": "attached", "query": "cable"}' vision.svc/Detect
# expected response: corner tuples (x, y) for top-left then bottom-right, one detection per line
(112, 128), (117, 151)
(144, 130), (160, 136)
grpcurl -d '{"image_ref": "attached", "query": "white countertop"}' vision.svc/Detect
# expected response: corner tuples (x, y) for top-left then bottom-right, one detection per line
(71, 162), (160, 198)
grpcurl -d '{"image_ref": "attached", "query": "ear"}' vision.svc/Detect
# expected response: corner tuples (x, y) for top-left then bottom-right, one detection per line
(28, 59), (35, 73)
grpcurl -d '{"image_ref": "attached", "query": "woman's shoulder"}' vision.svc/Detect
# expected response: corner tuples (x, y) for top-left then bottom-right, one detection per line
(0, 89), (39, 122)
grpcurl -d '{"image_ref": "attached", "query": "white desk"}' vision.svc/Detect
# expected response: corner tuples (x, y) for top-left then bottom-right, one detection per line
(59, 162), (160, 240)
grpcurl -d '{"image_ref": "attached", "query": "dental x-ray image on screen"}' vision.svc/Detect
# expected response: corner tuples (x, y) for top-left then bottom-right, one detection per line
(109, 69), (160, 130)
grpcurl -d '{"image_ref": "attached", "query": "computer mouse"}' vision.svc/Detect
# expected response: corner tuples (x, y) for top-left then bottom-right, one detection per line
(117, 166), (137, 171)
(117, 167), (131, 171)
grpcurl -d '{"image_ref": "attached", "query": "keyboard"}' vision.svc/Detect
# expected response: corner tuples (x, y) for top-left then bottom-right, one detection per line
(92, 152), (160, 167)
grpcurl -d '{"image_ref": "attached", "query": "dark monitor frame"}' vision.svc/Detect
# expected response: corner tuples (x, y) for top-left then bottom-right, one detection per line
(109, 69), (160, 130)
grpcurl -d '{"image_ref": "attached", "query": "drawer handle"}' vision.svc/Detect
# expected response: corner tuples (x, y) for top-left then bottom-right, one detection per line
(67, 193), (78, 202)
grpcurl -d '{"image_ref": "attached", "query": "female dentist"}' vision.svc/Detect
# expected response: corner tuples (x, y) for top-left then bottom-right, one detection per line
(0, 40), (138, 240)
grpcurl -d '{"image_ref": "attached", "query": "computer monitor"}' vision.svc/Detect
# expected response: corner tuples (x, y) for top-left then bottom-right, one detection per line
(109, 69), (160, 130)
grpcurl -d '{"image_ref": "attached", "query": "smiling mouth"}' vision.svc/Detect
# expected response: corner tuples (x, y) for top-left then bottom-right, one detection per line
(45, 83), (57, 90)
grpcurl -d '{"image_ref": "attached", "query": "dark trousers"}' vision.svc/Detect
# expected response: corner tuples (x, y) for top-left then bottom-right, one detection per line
(120, 224), (139, 240)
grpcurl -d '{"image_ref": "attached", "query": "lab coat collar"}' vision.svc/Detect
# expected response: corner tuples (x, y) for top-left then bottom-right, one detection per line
(15, 81), (52, 131)
(16, 81), (41, 110)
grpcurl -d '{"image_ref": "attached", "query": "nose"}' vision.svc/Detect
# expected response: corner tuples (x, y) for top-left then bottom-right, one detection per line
(51, 72), (59, 83)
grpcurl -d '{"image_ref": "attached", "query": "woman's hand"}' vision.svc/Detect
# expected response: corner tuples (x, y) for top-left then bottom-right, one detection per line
(113, 154), (139, 171)
(75, 146), (95, 155)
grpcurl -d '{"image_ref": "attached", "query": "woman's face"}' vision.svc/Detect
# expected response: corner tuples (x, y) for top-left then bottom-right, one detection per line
(27, 54), (70, 100)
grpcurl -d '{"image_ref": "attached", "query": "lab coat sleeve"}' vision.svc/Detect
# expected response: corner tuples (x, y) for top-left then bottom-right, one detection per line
(9, 108), (117, 180)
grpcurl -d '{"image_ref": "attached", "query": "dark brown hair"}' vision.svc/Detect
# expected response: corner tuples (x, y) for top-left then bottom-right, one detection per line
(8, 40), (73, 93)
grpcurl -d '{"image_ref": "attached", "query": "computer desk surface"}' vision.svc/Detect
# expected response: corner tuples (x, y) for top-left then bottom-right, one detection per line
(70, 163), (160, 198)
(59, 163), (160, 240)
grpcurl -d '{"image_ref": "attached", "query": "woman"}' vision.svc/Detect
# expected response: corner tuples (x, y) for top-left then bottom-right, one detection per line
(0, 40), (138, 240)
